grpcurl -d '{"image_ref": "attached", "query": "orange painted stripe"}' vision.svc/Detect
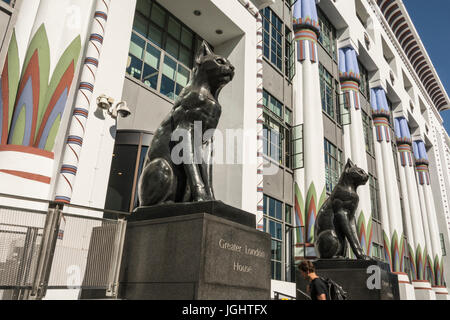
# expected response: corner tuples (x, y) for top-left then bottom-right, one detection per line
(0, 169), (51, 184)
(0, 145), (54, 159)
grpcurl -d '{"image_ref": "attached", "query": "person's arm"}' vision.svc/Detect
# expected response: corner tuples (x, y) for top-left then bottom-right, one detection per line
(316, 294), (327, 300)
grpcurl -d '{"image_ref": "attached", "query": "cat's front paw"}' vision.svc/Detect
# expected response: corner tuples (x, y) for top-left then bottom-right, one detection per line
(359, 254), (374, 261)
(193, 188), (212, 202)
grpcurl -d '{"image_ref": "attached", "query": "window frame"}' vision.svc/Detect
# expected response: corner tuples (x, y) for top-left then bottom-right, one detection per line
(263, 195), (294, 282)
(317, 8), (337, 61)
(324, 139), (344, 194)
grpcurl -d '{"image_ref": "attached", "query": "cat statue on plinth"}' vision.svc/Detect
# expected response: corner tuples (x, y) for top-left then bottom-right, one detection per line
(314, 159), (373, 260)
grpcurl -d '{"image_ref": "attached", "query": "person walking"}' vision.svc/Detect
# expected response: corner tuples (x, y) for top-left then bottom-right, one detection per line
(298, 261), (328, 301)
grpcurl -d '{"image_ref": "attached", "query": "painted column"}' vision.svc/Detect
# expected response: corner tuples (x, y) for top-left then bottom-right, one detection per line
(0, 0), (93, 201)
(0, 0), (40, 144)
(394, 117), (428, 285)
(413, 140), (444, 288)
(338, 46), (373, 255)
(427, 114), (450, 297)
(54, 0), (111, 204)
(370, 87), (404, 273)
(292, 0), (326, 258)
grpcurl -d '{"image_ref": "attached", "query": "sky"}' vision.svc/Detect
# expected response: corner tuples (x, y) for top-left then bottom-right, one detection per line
(403, 0), (450, 135)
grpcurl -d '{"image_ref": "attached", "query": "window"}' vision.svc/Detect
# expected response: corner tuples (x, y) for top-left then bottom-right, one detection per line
(362, 110), (375, 155)
(441, 234), (447, 256)
(105, 131), (153, 213)
(285, 27), (296, 80)
(369, 175), (381, 221)
(318, 9), (337, 60)
(263, 90), (283, 118)
(372, 243), (384, 261)
(359, 61), (370, 100)
(291, 125), (304, 170)
(319, 64), (335, 119)
(262, 90), (292, 168)
(128, 0), (203, 100)
(263, 195), (294, 281)
(324, 139), (344, 194)
(261, 7), (283, 71)
(263, 115), (283, 164)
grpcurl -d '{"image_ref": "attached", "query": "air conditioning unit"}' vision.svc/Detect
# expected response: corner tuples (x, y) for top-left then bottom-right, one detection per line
(251, 0), (275, 10)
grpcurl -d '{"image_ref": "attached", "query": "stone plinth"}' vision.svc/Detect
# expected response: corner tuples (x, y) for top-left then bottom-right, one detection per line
(118, 202), (271, 300)
(296, 259), (400, 300)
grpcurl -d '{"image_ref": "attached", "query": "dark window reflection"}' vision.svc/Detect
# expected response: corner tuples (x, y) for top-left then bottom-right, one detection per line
(105, 131), (153, 216)
(105, 145), (139, 212)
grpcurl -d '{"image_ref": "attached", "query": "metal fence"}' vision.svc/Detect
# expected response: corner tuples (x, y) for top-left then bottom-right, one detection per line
(0, 194), (128, 300)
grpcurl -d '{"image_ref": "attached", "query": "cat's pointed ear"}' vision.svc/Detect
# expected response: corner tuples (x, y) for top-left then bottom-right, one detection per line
(345, 159), (355, 170)
(196, 41), (213, 65)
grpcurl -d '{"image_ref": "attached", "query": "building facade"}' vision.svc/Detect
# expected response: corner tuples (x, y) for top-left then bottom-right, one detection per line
(0, 0), (449, 300)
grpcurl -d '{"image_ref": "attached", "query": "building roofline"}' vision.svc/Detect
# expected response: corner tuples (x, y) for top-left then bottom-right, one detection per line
(374, 0), (450, 113)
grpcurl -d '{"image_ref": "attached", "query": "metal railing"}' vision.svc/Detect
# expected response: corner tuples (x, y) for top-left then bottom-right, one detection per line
(0, 193), (130, 300)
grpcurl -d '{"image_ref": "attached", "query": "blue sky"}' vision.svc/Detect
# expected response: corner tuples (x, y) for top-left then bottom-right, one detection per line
(403, 0), (450, 134)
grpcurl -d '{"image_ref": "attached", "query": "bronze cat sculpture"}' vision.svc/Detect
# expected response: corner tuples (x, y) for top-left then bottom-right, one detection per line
(314, 159), (372, 260)
(138, 42), (234, 206)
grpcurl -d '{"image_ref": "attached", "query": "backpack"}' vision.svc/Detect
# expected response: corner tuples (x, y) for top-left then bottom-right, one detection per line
(320, 277), (349, 300)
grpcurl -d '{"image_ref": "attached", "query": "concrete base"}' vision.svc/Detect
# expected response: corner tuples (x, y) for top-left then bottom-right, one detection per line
(119, 202), (271, 300)
(412, 280), (436, 300)
(432, 286), (450, 300)
(296, 259), (400, 300)
(394, 273), (416, 300)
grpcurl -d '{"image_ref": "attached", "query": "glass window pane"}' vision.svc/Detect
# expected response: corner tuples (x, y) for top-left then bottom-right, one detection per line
(144, 44), (161, 69)
(142, 63), (158, 90)
(177, 65), (190, 87)
(160, 75), (175, 100)
(179, 46), (191, 67)
(275, 201), (282, 220)
(105, 145), (139, 212)
(148, 24), (163, 48)
(162, 55), (177, 80)
(136, 0), (151, 17)
(276, 222), (282, 240)
(151, 3), (166, 28)
(168, 17), (181, 39)
(161, 56), (177, 99)
(133, 14), (148, 37)
(130, 33), (146, 59)
(270, 220), (276, 238)
(166, 36), (179, 59)
(127, 55), (143, 80)
(269, 198), (276, 218)
(285, 205), (292, 224)
(181, 28), (193, 49)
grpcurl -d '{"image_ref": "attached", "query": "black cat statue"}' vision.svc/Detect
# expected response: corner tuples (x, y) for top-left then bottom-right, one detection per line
(138, 41), (235, 206)
(314, 159), (373, 260)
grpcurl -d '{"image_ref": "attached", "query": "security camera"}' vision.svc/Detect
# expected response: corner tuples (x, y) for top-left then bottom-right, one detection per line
(97, 94), (114, 110)
(115, 101), (131, 118)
